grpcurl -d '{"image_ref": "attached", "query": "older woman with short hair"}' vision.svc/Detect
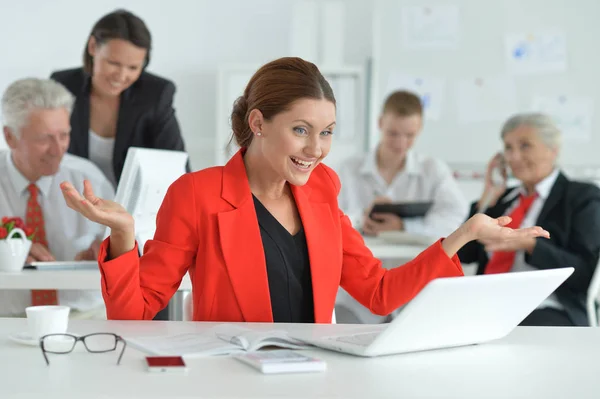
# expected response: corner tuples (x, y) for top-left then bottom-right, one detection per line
(459, 113), (600, 326)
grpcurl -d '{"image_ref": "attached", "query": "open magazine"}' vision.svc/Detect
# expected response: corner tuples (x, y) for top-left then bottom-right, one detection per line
(126, 324), (311, 357)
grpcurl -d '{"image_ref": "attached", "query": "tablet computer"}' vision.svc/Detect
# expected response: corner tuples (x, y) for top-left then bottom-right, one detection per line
(369, 202), (433, 219)
(24, 261), (98, 270)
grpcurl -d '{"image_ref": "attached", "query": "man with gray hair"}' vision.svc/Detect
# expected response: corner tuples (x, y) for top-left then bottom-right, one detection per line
(459, 112), (600, 326)
(0, 78), (113, 318)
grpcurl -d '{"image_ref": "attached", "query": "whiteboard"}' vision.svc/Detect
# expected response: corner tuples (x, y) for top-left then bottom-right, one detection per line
(215, 64), (366, 171)
(370, 0), (600, 168)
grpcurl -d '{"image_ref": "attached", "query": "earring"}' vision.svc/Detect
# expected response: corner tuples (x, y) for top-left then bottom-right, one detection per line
(256, 132), (262, 136)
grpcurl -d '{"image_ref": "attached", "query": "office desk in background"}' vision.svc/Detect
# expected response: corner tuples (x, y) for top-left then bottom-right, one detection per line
(0, 238), (414, 289)
(0, 269), (192, 320)
(0, 238), (427, 322)
(0, 318), (598, 399)
(362, 236), (427, 263)
(336, 236), (430, 324)
(0, 268), (192, 291)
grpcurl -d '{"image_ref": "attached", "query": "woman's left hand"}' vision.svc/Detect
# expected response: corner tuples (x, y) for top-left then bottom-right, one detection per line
(442, 214), (549, 257)
(467, 213), (549, 243)
(479, 236), (538, 254)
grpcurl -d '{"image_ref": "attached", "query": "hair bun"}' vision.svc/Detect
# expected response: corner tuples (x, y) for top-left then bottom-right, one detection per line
(231, 95), (252, 148)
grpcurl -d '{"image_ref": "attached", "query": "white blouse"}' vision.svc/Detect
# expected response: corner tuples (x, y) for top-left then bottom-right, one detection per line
(88, 130), (117, 188)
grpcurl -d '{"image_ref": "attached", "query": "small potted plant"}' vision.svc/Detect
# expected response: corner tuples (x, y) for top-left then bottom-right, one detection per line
(0, 217), (35, 272)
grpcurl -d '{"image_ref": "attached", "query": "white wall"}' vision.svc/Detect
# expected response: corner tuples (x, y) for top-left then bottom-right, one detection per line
(370, 0), (600, 169)
(0, 0), (373, 170)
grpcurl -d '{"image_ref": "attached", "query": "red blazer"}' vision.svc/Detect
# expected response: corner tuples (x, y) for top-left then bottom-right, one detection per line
(98, 150), (463, 322)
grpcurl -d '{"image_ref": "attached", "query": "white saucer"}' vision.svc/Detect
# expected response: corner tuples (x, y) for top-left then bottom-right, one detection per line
(8, 331), (39, 346)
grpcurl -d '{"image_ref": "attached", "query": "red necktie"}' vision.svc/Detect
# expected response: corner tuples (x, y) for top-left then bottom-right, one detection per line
(485, 193), (538, 275)
(26, 184), (58, 306)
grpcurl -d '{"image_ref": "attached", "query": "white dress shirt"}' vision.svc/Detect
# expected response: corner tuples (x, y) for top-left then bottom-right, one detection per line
(88, 130), (117, 189)
(496, 168), (563, 310)
(0, 151), (114, 316)
(337, 149), (469, 238)
(335, 150), (468, 324)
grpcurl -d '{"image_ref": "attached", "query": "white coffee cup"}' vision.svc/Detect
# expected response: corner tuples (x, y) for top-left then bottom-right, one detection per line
(25, 306), (70, 339)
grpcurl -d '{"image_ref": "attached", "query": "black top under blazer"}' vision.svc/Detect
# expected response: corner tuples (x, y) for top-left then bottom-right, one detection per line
(458, 172), (600, 326)
(253, 195), (315, 323)
(50, 68), (190, 183)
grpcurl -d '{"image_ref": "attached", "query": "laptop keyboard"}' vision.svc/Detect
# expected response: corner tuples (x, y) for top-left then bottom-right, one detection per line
(328, 331), (380, 347)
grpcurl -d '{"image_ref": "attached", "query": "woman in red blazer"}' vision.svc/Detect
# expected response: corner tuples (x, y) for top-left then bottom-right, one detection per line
(60, 57), (549, 322)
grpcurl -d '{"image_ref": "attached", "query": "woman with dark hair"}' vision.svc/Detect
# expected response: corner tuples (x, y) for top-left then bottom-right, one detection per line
(59, 57), (548, 323)
(51, 9), (189, 188)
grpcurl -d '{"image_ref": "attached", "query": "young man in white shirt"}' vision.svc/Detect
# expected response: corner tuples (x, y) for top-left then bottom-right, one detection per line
(336, 90), (468, 324)
(338, 90), (468, 238)
(0, 78), (114, 318)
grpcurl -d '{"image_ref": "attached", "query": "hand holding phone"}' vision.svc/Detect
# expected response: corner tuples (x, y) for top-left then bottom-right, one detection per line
(489, 153), (508, 186)
(479, 153), (508, 212)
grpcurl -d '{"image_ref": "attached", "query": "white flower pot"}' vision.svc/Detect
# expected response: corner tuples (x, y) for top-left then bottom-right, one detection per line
(0, 228), (32, 272)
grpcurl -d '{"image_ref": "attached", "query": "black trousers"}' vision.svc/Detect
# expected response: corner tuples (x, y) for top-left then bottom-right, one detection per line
(519, 308), (575, 326)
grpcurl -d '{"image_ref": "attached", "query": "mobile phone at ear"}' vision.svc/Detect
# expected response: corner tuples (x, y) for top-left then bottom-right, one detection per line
(146, 356), (188, 374)
(491, 153), (508, 186)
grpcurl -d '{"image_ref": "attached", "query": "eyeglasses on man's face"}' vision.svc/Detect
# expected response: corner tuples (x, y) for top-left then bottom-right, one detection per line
(39, 332), (126, 365)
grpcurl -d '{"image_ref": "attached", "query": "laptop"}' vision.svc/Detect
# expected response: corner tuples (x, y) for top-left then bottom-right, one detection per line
(293, 268), (573, 357)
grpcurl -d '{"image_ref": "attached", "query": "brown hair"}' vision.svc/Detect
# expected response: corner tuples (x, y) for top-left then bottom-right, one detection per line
(382, 90), (423, 117)
(230, 57), (336, 148)
(83, 9), (152, 74)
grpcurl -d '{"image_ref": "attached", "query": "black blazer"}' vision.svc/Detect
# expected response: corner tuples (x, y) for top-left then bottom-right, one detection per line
(458, 172), (600, 326)
(50, 68), (190, 183)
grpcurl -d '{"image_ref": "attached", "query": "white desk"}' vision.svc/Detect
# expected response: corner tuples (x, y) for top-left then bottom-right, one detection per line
(0, 318), (597, 399)
(337, 237), (428, 324)
(0, 239), (415, 290)
(362, 236), (427, 263)
(0, 269), (192, 290)
(0, 239), (423, 322)
(0, 269), (192, 320)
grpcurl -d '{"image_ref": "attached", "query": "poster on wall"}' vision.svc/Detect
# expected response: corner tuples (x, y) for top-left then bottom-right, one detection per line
(401, 5), (460, 49)
(455, 76), (517, 124)
(385, 73), (445, 121)
(531, 95), (593, 141)
(505, 31), (567, 75)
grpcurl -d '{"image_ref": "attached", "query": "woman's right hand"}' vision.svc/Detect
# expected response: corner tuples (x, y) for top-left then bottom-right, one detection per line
(478, 153), (507, 211)
(61, 180), (136, 258)
(61, 180), (133, 231)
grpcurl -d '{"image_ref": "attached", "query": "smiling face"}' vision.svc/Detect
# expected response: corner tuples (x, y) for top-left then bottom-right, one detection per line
(88, 38), (147, 97)
(250, 98), (336, 186)
(4, 107), (71, 181)
(503, 124), (557, 186)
